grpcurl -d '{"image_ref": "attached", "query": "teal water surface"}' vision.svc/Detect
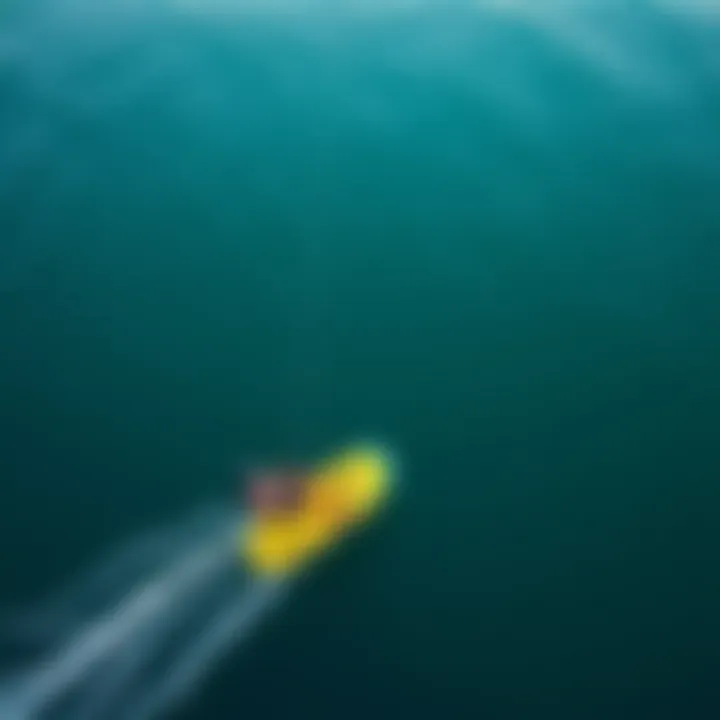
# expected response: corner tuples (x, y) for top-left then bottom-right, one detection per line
(1, 2), (719, 719)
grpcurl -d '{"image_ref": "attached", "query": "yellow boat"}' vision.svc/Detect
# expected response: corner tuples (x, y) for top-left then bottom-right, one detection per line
(239, 444), (394, 577)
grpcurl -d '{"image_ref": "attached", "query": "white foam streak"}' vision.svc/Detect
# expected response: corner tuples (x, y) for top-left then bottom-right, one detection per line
(21, 528), (236, 715)
(0, 506), (286, 720)
(128, 579), (287, 720)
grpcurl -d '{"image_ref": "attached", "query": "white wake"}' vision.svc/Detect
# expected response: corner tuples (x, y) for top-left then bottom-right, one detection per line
(0, 505), (287, 720)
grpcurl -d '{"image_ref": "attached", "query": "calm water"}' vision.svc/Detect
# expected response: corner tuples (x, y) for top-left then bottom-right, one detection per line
(1, 2), (719, 718)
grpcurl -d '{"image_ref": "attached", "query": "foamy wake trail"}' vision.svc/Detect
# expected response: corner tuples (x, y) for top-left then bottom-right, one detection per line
(127, 579), (286, 720)
(0, 505), (288, 720)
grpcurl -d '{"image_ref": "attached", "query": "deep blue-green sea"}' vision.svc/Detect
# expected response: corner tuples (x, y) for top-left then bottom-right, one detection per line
(1, 2), (719, 719)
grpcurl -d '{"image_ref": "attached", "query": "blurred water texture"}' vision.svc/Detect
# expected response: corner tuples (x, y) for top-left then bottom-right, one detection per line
(1, 2), (719, 719)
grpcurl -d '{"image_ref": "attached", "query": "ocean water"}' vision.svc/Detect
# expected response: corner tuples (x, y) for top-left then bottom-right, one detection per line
(1, 1), (719, 718)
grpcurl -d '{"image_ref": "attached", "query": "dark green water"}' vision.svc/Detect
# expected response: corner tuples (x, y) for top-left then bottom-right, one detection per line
(1, 2), (719, 718)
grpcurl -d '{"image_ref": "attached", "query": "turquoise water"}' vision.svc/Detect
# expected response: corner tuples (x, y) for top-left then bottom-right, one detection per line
(1, 2), (719, 718)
